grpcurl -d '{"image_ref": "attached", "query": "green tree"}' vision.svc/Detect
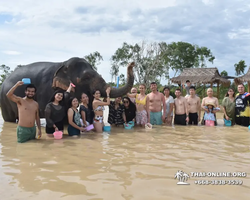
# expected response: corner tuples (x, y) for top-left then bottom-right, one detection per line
(0, 64), (13, 87)
(110, 41), (169, 88)
(84, 51), (103, 71)
(161, 42), (215, 78)
(119, 73), (126, 85)
(220, 70), (228, 77)
(234, 60), (247, 76)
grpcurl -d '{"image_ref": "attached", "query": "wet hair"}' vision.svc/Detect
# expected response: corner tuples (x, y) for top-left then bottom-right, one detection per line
(68, 97), (79, 108)
(163, 86), (170, 91)
(122, 96), (136, 110)
(189, 86), (196, 90)
(175, 88), (181, 92)
(186, 80), (190, 83)
(25, 84), (36, 92)
(225, 88), (235, 97)
(150, 82), (157, 85)
(92, 90), (101, 95)
(139, 84), (146, 89)
(81, 93), (88, 99)
(48, 89), (65, 105)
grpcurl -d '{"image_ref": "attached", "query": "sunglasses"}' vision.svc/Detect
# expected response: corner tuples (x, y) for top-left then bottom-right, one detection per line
(123, 101), (129, 103)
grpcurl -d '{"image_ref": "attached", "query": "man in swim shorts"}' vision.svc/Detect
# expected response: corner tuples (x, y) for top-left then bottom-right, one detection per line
(146, 82), (166, 125)
(186, 86), (201, 125)
(174, 88), (189, 125)
(6, 81), (42, 143)
(235, 83), (250, 127)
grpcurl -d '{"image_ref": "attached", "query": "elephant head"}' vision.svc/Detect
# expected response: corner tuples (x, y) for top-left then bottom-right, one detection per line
(52, 57), (134, 98)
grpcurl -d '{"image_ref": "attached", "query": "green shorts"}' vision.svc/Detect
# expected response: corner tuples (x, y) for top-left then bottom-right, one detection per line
(17, 125), (36, 143)
(150, 112), (163, 125)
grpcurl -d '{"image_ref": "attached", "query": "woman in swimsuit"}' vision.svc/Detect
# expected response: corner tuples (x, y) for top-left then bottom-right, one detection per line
(67, 97), (85, 136)
(92, 87), (111, 133)
(45, 84), (73, 137)
(127, 84), (147, 126)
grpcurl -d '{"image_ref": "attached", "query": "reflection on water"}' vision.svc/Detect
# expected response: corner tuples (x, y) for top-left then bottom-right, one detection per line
(0, 111), (250, 200)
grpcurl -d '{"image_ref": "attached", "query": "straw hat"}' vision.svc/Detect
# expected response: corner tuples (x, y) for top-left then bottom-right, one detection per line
(205, 102), (215, 107)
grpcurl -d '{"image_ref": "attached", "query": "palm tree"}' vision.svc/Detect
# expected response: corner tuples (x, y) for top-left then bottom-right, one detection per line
(174, 170), (183, 181)
(183, 173), (190, 182)
(234, 60), (247, 76)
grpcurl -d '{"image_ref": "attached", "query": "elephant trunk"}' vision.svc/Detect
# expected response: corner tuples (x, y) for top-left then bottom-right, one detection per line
(93, 64), (134, 98)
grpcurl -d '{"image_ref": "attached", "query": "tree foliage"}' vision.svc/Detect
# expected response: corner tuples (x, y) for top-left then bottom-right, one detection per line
(110, 41), (215, 87)
(110, 41), (170, 88)
(220, 70), (228, 77)
(161, 41), (215, 77)
(234, 60), (247, 76)
(84, 51), (103, 71)
(0, 64), (12, 87)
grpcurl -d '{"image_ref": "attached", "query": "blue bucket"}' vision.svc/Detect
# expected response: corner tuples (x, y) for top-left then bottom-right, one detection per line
(124, 121), (134, 129)
(224, 119), (232, 126)
(22, 78), (31, 84)
(103, 126), (111, 132)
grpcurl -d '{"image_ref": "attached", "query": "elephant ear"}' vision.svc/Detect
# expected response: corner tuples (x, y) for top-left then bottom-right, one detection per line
(52, 63), (75, 92)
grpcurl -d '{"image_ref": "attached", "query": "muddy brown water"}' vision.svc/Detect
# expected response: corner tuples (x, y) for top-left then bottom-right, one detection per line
(0, 111), (250, 200)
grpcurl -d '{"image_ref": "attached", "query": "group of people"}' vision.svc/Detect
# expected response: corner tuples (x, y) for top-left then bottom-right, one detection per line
(6, 78), (250, 143)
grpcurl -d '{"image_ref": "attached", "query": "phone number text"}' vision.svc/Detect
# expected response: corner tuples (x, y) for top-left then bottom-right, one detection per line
(194, 180), (243, 185)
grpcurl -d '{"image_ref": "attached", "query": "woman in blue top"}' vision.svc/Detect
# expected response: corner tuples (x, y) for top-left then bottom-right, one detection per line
(67, 97), (85, 136)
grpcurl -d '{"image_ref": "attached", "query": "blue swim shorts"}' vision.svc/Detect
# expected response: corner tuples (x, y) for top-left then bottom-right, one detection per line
(150, 112), (163, 125)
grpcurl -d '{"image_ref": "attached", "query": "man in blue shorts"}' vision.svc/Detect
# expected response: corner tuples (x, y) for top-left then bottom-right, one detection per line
(146, 82), (166, 125)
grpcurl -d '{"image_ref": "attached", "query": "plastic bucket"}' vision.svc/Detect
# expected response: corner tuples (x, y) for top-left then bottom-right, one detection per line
(86, 124), (94, 131)
(53, 131), (63, 139)
(124, 123), (132, 129)
(224, 119), (232, 126)
(145, 123), (153, 129)
(103, 126), (111, 132)
(205, 120), (214, 126)
(22, 78), (31, 84)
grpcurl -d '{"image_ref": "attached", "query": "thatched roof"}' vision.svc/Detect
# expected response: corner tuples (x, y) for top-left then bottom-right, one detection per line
(234, 67), (250, 84)
(171, 68), (231, 86)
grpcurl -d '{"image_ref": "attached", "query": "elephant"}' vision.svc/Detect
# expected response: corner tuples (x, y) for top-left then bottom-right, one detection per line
(0, 57), (134, 122)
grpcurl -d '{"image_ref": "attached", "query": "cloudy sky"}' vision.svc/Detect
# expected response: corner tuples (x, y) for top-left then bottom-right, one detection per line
(0, 0), (250, 85)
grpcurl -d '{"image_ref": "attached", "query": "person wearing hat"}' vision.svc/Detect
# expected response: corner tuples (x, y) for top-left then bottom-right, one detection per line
(203, 102), (220, 126)
(201, 88), (219, 125)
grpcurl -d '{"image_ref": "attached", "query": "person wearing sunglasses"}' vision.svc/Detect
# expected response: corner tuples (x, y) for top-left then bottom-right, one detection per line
(122, 97), (136, 124)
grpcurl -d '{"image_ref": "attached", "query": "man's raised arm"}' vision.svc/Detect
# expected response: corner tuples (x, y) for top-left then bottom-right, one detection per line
(6, 81), (23, 104)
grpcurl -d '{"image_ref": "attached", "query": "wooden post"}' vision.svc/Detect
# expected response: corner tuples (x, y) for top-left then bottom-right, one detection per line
(210, 82), (213, 88)
(203, 84), (205, 98)
(248, 82), (250, 93)
(217, 81), (220, 98)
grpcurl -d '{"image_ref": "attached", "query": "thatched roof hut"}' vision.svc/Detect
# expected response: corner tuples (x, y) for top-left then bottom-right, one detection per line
(171, 68), (231, 97)
(234, 67), (250, 92)
(171, 68), (230, 85)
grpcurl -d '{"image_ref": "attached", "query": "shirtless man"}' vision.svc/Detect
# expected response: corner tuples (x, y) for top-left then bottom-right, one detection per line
(6, 81), (42, 143)
(186, 86), (201, 125)
(146, 82), (166, 125)
(201, 88), (219, 125)
(174, 88), (189, 125)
